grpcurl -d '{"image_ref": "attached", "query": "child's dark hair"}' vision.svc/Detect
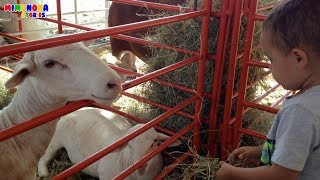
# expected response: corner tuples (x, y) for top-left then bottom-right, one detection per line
(263, 0), (320, 55)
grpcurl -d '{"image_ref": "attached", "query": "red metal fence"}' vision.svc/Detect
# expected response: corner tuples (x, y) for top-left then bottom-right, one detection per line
(0, 0), (287, 179)
(221, 0), (290, 159)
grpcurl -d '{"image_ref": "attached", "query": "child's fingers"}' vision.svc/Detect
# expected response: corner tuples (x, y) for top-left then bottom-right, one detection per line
(228, 148), (244, 160)
(219, 161), (226, 166)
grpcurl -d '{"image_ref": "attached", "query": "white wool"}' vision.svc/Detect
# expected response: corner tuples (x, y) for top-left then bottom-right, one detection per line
(0, 41), (122, 179)
(38, 107), (181, 179)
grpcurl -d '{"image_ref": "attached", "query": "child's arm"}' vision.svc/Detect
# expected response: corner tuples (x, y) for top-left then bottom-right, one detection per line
(216, 162), (299, 180)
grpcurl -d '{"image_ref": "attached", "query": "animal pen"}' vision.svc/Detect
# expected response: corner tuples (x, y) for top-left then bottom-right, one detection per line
(0, 0), (287, 179)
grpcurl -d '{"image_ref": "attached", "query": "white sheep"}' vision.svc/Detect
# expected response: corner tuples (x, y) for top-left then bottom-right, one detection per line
(38, 107), (181, 179)
(0, 40), (122, 179)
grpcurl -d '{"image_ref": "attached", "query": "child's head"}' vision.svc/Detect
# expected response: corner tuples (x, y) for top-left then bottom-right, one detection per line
(261, 0), (320, 91)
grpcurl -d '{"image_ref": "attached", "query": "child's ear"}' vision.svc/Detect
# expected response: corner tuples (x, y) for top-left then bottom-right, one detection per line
(291, 48), (308, 68)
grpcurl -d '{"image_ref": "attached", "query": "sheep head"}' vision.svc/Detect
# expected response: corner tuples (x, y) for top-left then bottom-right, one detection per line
(121, 124), (182, 179)
(5, 40), (122, 105)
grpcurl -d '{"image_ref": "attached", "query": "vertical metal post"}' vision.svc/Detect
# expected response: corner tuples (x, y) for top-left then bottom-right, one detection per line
(56, 0), (63, 34)
(207, 0), (230, 156)
(74, 0), (78, 25)
(193, 0), (213, 152)
(220, 0), (243, 158)
(233, 0), (258, 149)
(105, 1), (110, 28)
(17, 0), (23, 38)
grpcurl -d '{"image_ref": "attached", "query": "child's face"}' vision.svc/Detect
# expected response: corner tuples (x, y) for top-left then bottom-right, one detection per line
(260, 31), (306, 90)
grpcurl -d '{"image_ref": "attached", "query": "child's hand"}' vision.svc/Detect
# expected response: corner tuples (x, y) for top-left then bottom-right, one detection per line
(216, 161), (234, 180)
(227, 145), (262, 165)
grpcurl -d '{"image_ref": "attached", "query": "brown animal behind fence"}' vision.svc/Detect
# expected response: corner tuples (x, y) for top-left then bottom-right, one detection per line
(108, 0), (198, 61)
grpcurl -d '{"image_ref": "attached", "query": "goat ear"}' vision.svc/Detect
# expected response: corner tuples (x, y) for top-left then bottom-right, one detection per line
(157, 133), (182, 147)
(82, 39), (95, 47)
(5, 52), (35, 89)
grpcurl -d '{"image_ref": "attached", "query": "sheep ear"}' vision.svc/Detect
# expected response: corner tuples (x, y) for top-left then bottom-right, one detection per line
(120, 51), (136, 67)
(82, 39), (95, 47)
(157, 133), (182, 147)
(5, 52), (35, 89)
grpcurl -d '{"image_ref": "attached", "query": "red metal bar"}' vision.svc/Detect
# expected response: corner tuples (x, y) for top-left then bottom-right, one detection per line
(238, 127), (266, 140)
(0, 32), (27, 42)
(236, 44), (261, 59)
(220, 0), (243, 158)
(0, 65), (13, 73)
(114, 34), (217, 59)
(233, 0), (258, 149)
(92, 102), (190, 141)
(257, 2), (276, 11)
(192, 0), (213, 153)
(122, 92), (194, 120)
(229, 83), (281, 125)
(0, 7), (208, 60)
(114, 122), (196, 180)
(17, 0), (23, 38)
(207, 0), (230, 156)
(153, 78), (197, 95)
(154, 149), (192, 179)
(0, 11), (206, 57)
(231, 72), (270, 99)
(111, 0), (219, 17)
(56, 0), (63, 34)
(243, 101), (279, 114)
(254, 83), (281, 103)
(52, 96), (198, 179)
(242, 0), (250, 15)
(112, 0), (222, 17)
(111, 0), (193, 12)
(0, 100), (94, 142)
(112, 34), (199, 56)
(255, 14), (267, 21)
(122, 55), (199, 90)
(271, 90), (292, 108)
(248, 60), (270, 68)
(109, 64), (197, 95)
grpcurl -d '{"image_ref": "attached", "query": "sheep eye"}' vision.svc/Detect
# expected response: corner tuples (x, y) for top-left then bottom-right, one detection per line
(44, 60), (56, 68)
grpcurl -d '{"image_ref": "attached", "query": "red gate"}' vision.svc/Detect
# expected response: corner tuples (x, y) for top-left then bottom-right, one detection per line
(0, 0), (285, 179)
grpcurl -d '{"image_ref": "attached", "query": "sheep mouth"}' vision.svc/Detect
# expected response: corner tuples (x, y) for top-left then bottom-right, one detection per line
(91, 94), (114, 101)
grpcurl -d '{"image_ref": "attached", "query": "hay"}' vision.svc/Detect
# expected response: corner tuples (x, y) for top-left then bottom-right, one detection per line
(166, 149), (220, 180)
(114, 0), (281, 178)
(116, 0), (269, 148)
(0, 71), (14, 110)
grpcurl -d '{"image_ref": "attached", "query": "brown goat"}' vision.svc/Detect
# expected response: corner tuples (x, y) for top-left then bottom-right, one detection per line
(108, 0), (190, 61)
